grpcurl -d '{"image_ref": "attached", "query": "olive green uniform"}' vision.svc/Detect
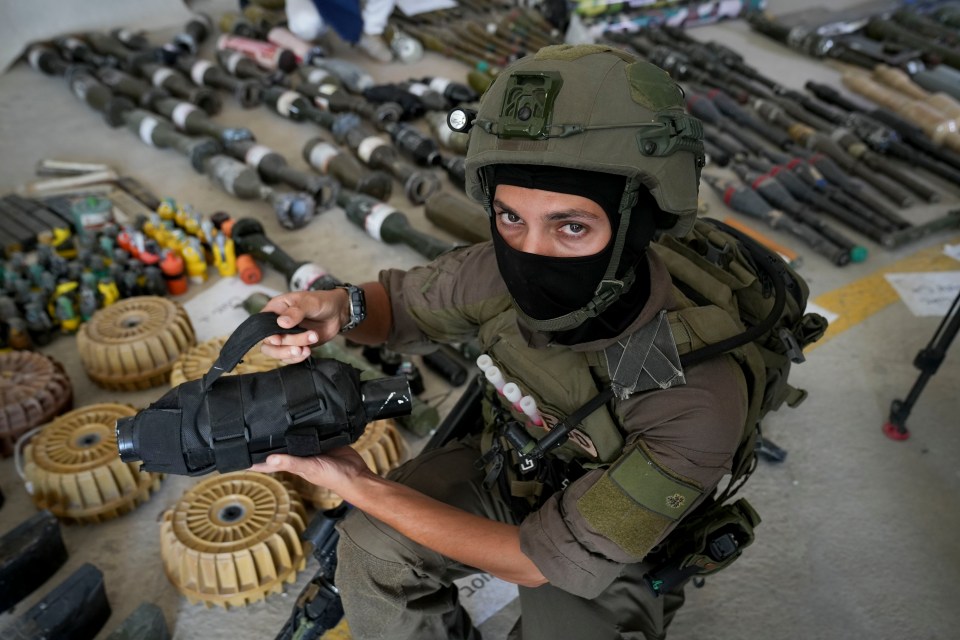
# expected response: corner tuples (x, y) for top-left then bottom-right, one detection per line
(335, 242), (747, 640)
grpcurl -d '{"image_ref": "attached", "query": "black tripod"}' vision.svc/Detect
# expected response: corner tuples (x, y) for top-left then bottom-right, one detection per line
(884, 289), (960, 440)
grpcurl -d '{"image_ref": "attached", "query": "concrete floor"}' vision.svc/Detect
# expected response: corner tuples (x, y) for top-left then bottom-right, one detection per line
(1, 2), (959, 639)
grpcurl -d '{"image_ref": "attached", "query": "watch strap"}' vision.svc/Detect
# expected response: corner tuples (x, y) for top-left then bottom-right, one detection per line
(337, 284), (366, 333)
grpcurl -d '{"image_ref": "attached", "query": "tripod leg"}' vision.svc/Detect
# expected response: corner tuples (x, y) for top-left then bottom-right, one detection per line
(884, 290), (960, 440)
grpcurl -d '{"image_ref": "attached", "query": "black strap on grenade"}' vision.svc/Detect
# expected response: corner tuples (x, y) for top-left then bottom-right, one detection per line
(201, 312), (305, 390)
(200, 312), (304, 471)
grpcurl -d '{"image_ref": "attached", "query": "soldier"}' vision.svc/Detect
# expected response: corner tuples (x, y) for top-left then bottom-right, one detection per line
(255, 44), (746, 639)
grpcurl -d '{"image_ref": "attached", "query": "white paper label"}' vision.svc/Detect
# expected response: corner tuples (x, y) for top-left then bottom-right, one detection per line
(139, 117), (160, 146)
(172, 102), (197, 129)
(307, 68), (333, 85)
(357, 136), (388, 164)
(190, 59), (213, 86)
(291, 263), (329, 291)
(151, 67), (175, 88)
(364, 203), (396, 241)
(225, 51), (243, 74)
(275, 91), (300, 117)
(63, 37), (84, 51)
(28, 47), (45, 71)
(406, 82), (428, 97)
(308, 142), (338, 173)
(428, 77), (451, 94)
(244, 144), (273, 168)
(318, 83), (338, 96)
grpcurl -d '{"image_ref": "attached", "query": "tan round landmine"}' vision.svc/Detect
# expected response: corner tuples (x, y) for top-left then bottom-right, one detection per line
(23, 403), (162, 523)
(0, 350), (73, 457)
(167, 336), (411, 510)
(76, 296), (196, 391)
(169, 335), (281, 387)
(279, 418), (410, 510)
(160, 471), (308, 608)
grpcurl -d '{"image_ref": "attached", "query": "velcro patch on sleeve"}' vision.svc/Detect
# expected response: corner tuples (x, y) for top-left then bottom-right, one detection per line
(576, 444), (703, 558)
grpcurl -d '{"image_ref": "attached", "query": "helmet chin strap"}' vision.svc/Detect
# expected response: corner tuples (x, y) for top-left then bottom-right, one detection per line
(510, 177), (643, 334)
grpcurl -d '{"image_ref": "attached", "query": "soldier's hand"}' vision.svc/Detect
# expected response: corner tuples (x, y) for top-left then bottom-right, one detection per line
(250, 446), (371, 496)
(260, 290), (350, 364)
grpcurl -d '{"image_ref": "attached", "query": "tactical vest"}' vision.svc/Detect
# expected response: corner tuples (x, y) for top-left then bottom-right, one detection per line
(475, 288), (751, 469)
(477, 306), (626, 467)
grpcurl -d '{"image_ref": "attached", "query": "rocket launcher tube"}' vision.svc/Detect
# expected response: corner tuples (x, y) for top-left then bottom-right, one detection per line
(686, 93), (769, 155)
(744, 157), (900, 238)
(703, 174), (851, 266)
(805, 80), (960, 172)
(749, 157), (897, 234)
(755, 98), (917, 208)
(828, 127), (940, 205)
(732, 166), (863, 263)
(701, 88), (792, 148)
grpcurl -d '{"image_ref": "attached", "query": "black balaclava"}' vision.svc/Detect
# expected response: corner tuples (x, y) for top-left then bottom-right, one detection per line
(488, 164), (658, 344)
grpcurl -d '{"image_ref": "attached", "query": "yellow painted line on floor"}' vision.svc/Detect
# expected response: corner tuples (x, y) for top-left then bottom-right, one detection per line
(808, 235), (960, 350)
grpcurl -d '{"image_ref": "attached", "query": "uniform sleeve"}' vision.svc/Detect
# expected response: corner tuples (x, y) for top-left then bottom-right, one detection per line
(518, 355), (747, 598)
(378, 242), (511, 354)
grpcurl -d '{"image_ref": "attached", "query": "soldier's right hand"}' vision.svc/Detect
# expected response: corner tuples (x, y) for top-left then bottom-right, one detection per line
(260, 289), (350, 364)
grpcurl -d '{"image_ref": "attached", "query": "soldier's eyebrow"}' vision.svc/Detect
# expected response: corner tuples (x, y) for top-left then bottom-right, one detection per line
(492, 199), (603, 222)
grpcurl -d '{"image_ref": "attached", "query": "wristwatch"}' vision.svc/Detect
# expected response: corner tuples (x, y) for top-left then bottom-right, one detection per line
(336, 284), (367, 333)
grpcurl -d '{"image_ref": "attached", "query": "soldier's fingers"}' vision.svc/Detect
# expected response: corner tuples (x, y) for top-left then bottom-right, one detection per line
(263, 454), (324, 482)
(261, 294), (296, 316)
(264, 330), (318, 347)
(249, 456), (306, 474)
(260, 343), (312, 362)
(275, 304), (307, 329)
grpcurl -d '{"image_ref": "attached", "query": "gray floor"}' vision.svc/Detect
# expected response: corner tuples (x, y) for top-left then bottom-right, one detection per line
(1, 3), (959, 640)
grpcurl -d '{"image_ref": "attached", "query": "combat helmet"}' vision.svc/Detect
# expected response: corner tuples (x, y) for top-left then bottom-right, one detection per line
(462, 44), (706, 331)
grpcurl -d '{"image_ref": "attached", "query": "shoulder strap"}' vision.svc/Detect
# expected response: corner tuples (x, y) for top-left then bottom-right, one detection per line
(672, 219), (788, 369)
(201, 312), (305, 391)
